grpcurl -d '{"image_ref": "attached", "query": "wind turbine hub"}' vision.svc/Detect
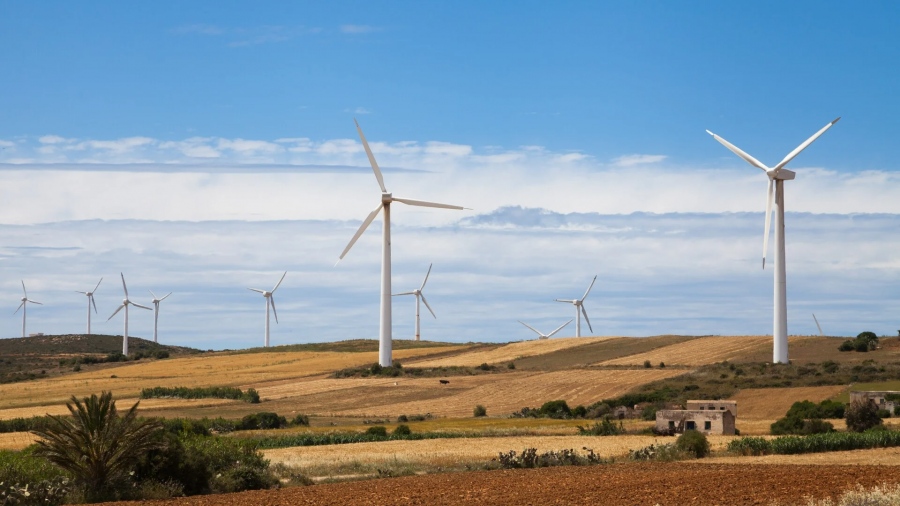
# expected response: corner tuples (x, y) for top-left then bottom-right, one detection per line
(772, 168), (796, 181)
(381, 192), (393, 204)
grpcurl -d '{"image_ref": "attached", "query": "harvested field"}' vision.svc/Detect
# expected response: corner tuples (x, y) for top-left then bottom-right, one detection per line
(730, 385), (847, 420)
(706, 446), (900, 466)
(513, 335), (698, 370)
(0, 347), (452, 411)
(311, 368), (683, 418)
(98, 463), (900, 506)
(263, 434), (734, 470)
(0, 432), (37, 450)
(409, 337), (615, 368)
(598, 335), (814, 367)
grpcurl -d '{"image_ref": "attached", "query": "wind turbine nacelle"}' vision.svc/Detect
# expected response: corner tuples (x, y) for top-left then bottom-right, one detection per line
(773, 169), (796, 180)
(382, 192), (393, 204)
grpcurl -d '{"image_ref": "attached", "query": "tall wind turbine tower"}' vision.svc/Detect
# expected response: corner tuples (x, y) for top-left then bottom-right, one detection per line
(393, 263), (436, 341)
(555, 275), (597, 338)
(149, 290), (172, 343)
(76, 278), (102, 335)
(248, 272), (285, 347)
(337, 120), (466, 366)
(14, 281), (42, 338)
(707, 117), (839, 363)
(107, 273), (151, 355)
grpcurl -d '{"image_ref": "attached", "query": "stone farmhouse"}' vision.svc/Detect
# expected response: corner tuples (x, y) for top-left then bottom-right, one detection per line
(655, 400), (737, 435)
(850, 391), (900, 414)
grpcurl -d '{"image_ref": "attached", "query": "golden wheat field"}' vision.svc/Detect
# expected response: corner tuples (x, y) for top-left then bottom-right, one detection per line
(409, 337), (617, 368)
(0, 432), (38, 450)
(730, 386), (848, 420)
(0, 347), (455, 411)
(316, 368), (684, 418)
(263, 434), (738, 471)
(704, 446), (900, 466)
(597, 335), (814, 367)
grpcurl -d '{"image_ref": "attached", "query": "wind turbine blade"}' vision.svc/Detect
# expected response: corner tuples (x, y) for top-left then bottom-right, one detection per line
(133, 302), (152, 310)
(773, 117), (841, 172)
(548, 319), (574, 338)
(581, 306), (593, 333)
(581, 275), (598, 301)
(108, 304), (125, 320)
(392, 291), (416, 296)
(355, 119), (387, 193)
(248, 288), (265, 294)
(272, 271), (287, 292)
(75, 291), (88, 294)
(420, 293), (436, 319)
(393, 197), (465, 210)
(27, 299), (43, 305)
(21, 280), (26, 297)
(93, 277), (103, 293)
(120, 273), (128, 299)
(763, 177), (774, 269)
(160, 292), (172, 301)
(14, 302), (24, 314)
(813, 313), (824, 336)
(338, 205), (382, 261)
(706, 130), (770, 172)
(518, 321), (543, 336)
(91, 295), (98, 314)
(270, 296), (279, 324)
(148, 289), (158, 300)
(420, 263), (433, 290)
(555, 299), (576, 304)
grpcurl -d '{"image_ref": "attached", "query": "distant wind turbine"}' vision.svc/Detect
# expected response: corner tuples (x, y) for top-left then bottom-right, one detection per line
(107, 273), (151, 355)
(518, 319), (573, 340)
(812, 313), (824, 337)
(337, 120), (466, 366)
(707, 117), (839, 363)
(555, 275), (597, 338)
(393, 263), (436, 341)
(14, 281), (42, 338)
(248, 272), (286, 348)
(149, 290), (172, 343)
(76, 278), (102, 335)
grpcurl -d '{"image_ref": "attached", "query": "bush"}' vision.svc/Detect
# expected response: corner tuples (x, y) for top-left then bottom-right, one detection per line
(365, 426), (388, 436)
(846, 399), (883, 432)
(877, 408), (892, 419)
(770, 400), (845, 435)
(473, 405), (487, 417)
(507, 362), (515, 370)
(643, 360), (652, 368)
(640, 406), (657, 421)
(572, 405), (587, 418)
(496, 448), (603, 469)
(576, 417), (625, 436)
(238, 412), (287, 431)
(727, 437), (772, 456)
(290, 414), (310, 426)
(675, 430), (710, 458)
(538, 400), (571, 419)
(477, 363), (492, 371)
(393, 424), (412, 436)
(659, 362), (666, 368)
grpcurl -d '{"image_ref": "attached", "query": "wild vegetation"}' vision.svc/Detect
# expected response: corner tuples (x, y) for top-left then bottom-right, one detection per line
(331, 361), (500, 379)
(770, 400), (845, 435)
(728, 428), (900, 456)
(140, 386), (260, 403)
(838, 331), (881, 352)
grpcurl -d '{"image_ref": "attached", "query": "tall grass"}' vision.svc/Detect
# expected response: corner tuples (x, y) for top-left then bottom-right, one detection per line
(727, 429), (900, 456)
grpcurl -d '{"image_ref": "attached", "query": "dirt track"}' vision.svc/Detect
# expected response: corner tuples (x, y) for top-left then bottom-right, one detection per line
(102, 462), (900, 505)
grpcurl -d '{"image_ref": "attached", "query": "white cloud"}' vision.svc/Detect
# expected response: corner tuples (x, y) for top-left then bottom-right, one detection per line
(611, 154), (667, 167)
(38, 135), (73, 145)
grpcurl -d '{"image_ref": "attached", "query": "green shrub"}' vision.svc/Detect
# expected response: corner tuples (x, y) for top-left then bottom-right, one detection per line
(846, 399), (883, 432)
(0, 447), (68, 486)
(726, 437), (772, 456)
(572, 405), (587, 418)
(576, 417), (625, 436)
(478, 363), (492, 371)
(365, 426), (388, 436)
(181, 436), (275, 494)
(290, 414), (310, 426)
(473, 405), (487, 417)
(139, 386), (260, 403)
(538, 400), (571, 419)
(507, 362), (515, 370)
(643, 360), (652, 368)
(675, 430), (710, 458)
(640, 406), (657, 421)
(393, 424), (412, 436)
(877, 408), (892, 419)
(239, 412), (287, 431)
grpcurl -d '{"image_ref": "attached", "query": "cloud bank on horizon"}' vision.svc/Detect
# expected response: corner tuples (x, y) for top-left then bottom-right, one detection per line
(0, 134), (897, 347)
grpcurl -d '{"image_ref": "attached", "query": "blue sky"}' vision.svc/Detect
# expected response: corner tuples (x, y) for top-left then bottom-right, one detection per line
(0, 2), (899, 347)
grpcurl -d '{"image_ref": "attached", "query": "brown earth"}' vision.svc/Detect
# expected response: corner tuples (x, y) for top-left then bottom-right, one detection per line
(99, 462), (900, 506)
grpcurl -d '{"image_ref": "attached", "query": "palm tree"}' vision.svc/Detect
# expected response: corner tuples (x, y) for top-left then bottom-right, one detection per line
(31, 391), (163, 502)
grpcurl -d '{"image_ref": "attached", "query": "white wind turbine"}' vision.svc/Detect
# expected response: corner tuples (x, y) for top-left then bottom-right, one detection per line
(148, 290), (172, 343)
(518, 319), (573, 340)
(107, 273), (151, 355)
(14, 281), (42, 338)
(75, 278), (102, 335)
(555, 275), (597, 338)
(337, 120), (466, 366)
(392, 263), (436, 341)
(707, 117), (839, 364)
(812, 313), (824, 337)
(248, 272), (286, 348)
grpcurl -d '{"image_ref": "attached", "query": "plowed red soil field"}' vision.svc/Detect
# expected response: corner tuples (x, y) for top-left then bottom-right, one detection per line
(101, 462), (900, 506)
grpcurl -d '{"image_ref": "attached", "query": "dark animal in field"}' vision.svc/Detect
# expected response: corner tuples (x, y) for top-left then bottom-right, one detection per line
(439, 379), (450, 385)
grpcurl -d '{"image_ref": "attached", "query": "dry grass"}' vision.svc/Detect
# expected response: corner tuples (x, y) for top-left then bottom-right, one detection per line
(730, 386), (848, 420)
(0, 432), (37, 450)
(0, 347), (451, 411)
(309, 368), (684, 418)
(263, 434), (737, 471)
(409, 337), (617, 368)
(705, 446), (900, 466)
(598, 336), (815, 367)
